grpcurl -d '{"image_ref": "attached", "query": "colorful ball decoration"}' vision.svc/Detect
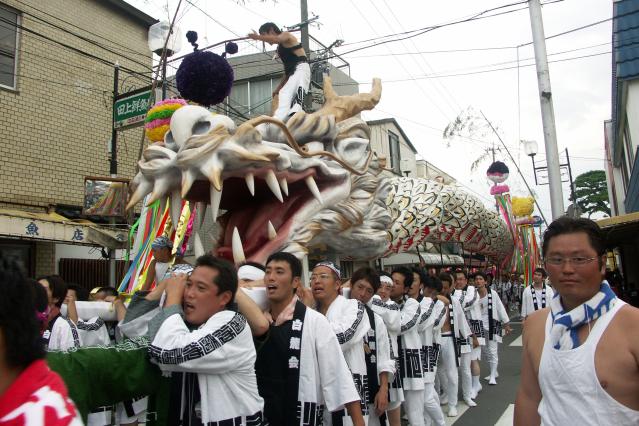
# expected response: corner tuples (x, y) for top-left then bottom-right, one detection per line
(512, 196), (535, 218)
(144, 98), (188, 142)
(175, 31), (234, 107)
(486, 161), (510, 183)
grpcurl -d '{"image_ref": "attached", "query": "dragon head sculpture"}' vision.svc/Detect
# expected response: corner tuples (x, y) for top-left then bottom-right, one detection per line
(128, 77), (513, 264)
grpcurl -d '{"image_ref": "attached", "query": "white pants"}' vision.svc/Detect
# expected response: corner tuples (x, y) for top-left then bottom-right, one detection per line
(273, 62), (311, 122)
(423, 383), (445, 426)
(367, 404), (389, 426)
(482, 335), (499, 376)
(459, 351), (473, 400)
(403, 389), (425, 426)
(438, 336), (458, 407)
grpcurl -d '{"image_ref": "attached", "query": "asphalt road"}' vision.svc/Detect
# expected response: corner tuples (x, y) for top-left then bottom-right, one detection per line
(446, 320), (523, 426)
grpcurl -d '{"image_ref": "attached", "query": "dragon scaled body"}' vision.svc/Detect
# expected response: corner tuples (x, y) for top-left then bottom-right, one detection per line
(128, 77), (513, 264)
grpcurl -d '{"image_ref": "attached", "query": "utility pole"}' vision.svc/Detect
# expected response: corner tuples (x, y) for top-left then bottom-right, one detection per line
(108, 62), (119, 288)
(300, 0), (310, 54)
(528, 0), (564, 219)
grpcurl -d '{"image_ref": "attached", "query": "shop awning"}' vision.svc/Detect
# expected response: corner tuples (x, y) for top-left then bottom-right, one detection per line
(597, 212), (639, 247)
(0, 208), (127, 249)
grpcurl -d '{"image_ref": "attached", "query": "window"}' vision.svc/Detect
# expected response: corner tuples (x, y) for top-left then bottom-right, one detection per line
(0, 4), (19, 89)
(227, 79), (274, 120)
(388, 130), (401, 175)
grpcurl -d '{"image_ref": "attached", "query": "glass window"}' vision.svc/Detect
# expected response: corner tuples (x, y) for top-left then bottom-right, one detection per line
(388, 131), (401, 175)
(0, 4), (18, 89)
(249, 79), (272, 116)
(228, 81), (249, 119)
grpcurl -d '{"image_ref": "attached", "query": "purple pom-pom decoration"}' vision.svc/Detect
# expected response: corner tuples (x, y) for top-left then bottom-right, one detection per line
(225, 42), (238, 55)
(486, 161), (510, 184)
(176, 50), (234, 107)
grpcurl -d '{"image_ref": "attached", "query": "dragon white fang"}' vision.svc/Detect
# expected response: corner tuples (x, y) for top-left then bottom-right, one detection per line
(128, 77), (513, 264)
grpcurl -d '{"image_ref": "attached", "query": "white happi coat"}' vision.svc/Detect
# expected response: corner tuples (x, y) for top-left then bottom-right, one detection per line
(45, 315), (81, 351)
(479, 289), (510, 343)
(77, 317), (111, 347)
(368, 309), (396, 382)
(148, 306), (264, 424)
(369, 296), (402, 403)
(521, 284), (555, 319)
(452, 286), (484, 345)
(396, 297), (423, 391)
(417, 297), (447, 382)
(326, 295), (371, 422)
(292, 305), (363, 424)
(447, 296), (473, 353)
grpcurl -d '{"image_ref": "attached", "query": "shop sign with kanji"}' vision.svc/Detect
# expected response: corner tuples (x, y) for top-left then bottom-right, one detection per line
(113, 88), (152, 129)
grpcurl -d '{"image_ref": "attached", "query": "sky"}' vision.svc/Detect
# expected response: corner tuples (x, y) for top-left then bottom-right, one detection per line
(127, 0), (613, 223)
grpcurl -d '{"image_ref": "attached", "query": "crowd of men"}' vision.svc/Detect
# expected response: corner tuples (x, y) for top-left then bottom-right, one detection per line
(1, 217), (638, 425)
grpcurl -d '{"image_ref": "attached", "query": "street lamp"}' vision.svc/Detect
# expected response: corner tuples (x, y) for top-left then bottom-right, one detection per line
(522, 140), (579, 217)
(148, 21), (182, 100)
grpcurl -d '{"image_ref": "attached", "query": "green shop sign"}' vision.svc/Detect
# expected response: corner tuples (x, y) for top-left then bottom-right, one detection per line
(113, 87), (152, 129)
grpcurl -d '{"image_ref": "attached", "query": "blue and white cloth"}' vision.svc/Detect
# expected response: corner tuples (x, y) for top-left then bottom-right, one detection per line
(549, 281), (617, 350)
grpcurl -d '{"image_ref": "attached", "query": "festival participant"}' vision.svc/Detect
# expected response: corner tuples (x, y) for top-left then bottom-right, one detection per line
(311, 261), (370, 425)
(372, 273), (403, 426)
(247, 23), (310, 125)
(515, 217), (639, 426)
(122, 254), (265, 425)
(252, 252), (364, 426)
(140, 236), (174, 291)
(350, 267), (395, 426)
(388, 266), (425, 426)
(475, 272), (510, 385)
(437, 273), (472, 417)
(418, 274), (447, 426)
(451, 271), (480, 407)
(520, 267), (554, 321)
(38, 275), (81, 351)
(0, 255), (82, 425)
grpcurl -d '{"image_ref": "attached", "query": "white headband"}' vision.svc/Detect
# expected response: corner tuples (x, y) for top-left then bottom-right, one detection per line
(380, 275), (393, 286)
(238, 265), (265, 281)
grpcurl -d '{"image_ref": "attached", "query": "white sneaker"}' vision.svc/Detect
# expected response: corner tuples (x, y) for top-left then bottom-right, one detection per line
(470, 389), (478, 399)
(448, 406), (458, 417)
(476, 383), (483, 393)
(464, 398), (477, 407)
(489, 376), (497, 385)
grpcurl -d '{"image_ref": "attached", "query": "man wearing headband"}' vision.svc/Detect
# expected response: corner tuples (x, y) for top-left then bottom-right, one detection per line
(248, 252), (364, 425)
(371, 272), (403, 426)
(311, 261), (370, 425)
(141, 236), (174, 292)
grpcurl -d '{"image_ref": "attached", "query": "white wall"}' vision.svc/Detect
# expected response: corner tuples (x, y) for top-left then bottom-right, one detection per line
(625, 80), (639, 157)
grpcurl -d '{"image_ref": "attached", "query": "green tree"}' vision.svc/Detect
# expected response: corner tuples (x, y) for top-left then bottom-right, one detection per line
(573, 170), (610, 218)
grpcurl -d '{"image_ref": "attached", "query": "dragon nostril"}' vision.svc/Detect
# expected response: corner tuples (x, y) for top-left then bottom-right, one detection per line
(192, 120), (212, 136)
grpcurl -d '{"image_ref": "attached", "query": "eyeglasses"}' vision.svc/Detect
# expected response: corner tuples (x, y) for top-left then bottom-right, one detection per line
(544, 257), (597, 266)
(310, 273), (333, 281)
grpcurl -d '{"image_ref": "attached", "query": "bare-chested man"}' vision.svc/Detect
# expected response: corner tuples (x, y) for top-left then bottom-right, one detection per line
(515, 217), (639, 425)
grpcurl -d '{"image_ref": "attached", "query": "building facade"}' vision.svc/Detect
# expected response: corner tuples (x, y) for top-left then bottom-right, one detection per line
(0, 0), (156, 276)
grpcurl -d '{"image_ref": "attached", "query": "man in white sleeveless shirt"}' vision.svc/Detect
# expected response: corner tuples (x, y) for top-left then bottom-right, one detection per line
(515, 217), (639, 426)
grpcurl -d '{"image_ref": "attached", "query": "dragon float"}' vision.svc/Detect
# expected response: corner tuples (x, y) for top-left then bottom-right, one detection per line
(125, 76), (513, 274)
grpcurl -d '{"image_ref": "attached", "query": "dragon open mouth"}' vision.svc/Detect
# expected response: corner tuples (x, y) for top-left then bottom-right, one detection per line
(184, 164), (348, 264)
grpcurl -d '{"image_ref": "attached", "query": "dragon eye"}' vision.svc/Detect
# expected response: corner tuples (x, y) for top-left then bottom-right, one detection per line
(303, 141), (324, 153)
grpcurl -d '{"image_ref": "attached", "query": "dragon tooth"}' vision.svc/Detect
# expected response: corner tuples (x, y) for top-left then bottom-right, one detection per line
(268, 221), (277, 241)
(305, 176), (323, 204)
(181, 170), (197, 197)
(196, 201), (207, 228)
(210, 183), (223, 223)
(193, 233), (205, 258)
(208, 167), (223, 192)
(170, 190), (182, 230)
(265, 170), (283, 203)
(232, 227), (246, 264)
(279, 177), (289, 196)
(245, 173), (255, 196)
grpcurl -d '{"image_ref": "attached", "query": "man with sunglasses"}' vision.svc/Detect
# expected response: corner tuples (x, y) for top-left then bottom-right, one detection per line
(515, 217), (639, 425)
